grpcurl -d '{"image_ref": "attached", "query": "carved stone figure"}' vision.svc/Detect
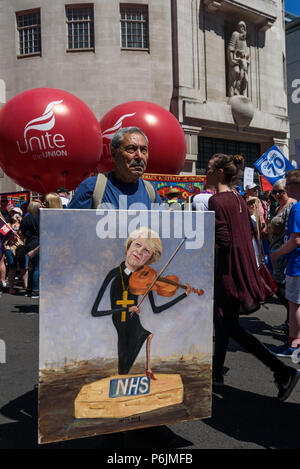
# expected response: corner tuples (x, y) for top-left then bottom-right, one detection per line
(227, 21), (249, 97)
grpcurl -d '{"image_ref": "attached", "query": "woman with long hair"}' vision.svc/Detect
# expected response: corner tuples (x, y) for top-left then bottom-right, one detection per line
(45, 193), (63, 209)
(207, 153), (299, 401)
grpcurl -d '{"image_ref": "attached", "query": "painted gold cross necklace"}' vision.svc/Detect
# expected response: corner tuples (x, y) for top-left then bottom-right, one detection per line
(116, 265), (135, 322)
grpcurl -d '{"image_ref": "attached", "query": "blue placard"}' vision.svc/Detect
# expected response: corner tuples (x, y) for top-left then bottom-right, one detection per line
(109, 375), (150, 398)
(254, 145), (295, 185)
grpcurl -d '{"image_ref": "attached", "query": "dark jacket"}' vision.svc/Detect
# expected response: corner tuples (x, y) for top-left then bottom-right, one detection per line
(20, 213), (40, 253)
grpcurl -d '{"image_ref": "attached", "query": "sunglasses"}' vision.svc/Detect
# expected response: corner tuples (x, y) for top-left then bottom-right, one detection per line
(247, 201), (256, 206)
(272, 189), (285, 195)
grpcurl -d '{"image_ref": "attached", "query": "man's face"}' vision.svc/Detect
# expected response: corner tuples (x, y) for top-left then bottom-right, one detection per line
(112, 132), (149, 183)
(247, 187), (259, 197)
(125, 237), (153, 271)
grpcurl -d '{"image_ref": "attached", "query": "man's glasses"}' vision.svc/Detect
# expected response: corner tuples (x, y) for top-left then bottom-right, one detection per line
(272, 189), (285, 195)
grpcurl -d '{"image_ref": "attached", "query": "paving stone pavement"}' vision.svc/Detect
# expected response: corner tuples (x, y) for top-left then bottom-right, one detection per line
(0, 285), (299, 449)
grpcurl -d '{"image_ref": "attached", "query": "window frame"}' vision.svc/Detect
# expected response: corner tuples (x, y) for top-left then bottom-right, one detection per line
(197, 136), (261, 178)
(65, 3), (95, 53)
(16, 8), (41, 58)
(120, 3), (149, 52)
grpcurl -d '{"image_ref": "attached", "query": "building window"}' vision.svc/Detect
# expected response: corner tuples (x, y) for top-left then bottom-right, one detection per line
(16, 10), (41, 57)
(120, 4), (149, 50)
(197, 136), (261, 183)
(66, 4), (94, 51)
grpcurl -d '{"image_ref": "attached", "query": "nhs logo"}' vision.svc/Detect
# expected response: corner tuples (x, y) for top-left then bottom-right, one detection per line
(109, 375), (150, 398)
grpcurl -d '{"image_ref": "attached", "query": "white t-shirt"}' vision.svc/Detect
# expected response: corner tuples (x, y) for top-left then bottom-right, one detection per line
(59, 196), (69, 207)
(192, 193), (213, 211)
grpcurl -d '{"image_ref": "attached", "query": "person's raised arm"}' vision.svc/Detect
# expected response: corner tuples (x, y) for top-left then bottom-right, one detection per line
(270, 232), (300, 267)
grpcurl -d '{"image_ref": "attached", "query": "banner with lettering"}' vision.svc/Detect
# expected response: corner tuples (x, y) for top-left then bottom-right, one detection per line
(142, 173), (206, 202)
(0, 191), (31, 210)
(38, 209), (214, 444)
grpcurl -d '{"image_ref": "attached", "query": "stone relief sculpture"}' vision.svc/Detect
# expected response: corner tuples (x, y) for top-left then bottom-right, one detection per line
(227, 21), (249, 97)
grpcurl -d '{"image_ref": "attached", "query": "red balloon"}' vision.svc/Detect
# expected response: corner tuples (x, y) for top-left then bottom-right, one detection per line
(0, 88), (102, 193)
(98, 101), (186, 174)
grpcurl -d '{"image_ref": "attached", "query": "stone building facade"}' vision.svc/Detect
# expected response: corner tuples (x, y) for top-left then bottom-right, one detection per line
(0, 0), (289, 191)
(286, 15), (300, 164)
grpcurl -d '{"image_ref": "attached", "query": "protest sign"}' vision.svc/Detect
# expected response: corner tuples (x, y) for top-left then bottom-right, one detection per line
(0, 218), (12, 236)
(38, 209), (214, 444)
(254, 145), (294, 185)
(243, 167), (254, 189)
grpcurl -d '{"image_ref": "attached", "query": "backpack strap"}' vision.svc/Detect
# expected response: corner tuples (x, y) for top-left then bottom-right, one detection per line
(93, 174), (156, 208)
(92, 173), (108, 209)
(144, 180), (156, 203)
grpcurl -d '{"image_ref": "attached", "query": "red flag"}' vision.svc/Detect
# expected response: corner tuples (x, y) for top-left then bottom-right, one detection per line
(260, 175), (273, 191)
(0, 218), (12, 237)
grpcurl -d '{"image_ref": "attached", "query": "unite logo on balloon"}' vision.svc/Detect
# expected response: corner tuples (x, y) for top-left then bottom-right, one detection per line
(16, 100), (68, 160)
(101, 112), (136, 154)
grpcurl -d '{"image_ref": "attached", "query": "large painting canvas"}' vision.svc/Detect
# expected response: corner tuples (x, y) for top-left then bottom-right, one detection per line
(38, 209), (214, 444)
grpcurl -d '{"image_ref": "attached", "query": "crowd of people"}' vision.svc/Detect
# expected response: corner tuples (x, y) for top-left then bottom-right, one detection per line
(241, 179), (299, 358)
(0, 126), (299, 402)
(189, 163), (300, 366)
(205, 154), (300, 401)
(0, 188), (70, 298)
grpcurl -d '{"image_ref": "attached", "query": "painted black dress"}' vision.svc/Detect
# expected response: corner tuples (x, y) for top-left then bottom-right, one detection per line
(91, 261), (188, 374)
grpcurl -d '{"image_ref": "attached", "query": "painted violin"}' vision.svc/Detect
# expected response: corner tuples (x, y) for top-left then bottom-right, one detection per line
(129, 265), (204, 297)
